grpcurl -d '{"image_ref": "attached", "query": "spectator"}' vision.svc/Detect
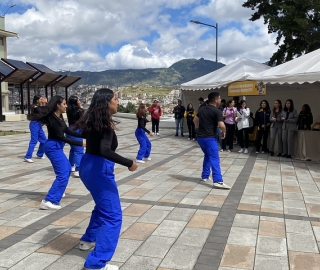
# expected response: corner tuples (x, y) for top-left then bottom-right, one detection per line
(281, 99), (298, 158)
(269, 100), (283, 157)
(255, 100), (271, 154)
(198, 97), (206, 110)
(236, 100), (250, 154)
(173, 100), (186, 137)
(221, 99), (237, 152)
(148, 100), (162, 136)
(297, 104), (313, 130)
(185, 103), (196, 140)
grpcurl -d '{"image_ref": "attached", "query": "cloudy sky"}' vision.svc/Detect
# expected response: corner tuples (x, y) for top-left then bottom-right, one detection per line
(0, 0), (278, 71)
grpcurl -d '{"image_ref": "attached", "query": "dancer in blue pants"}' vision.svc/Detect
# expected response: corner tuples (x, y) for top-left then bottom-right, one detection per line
(24, 95), (47, 163)
(76, 88), (138, 270)
(135, 103), (153, 164)
(66, 95), (84, 177)
(32, 95), (85, 210)
(193, 92), (231, 189)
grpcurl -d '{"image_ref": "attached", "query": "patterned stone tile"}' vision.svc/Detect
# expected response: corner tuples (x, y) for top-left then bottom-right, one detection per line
(0, 226), (21, 240)
(52, 211), (91, 227)
(187, 214), (217, 229)
(122, 203), (152, 217)
(289, 251), (320, 270)
(258, 221), (285, 237)
(121, 222), (158, 241)
(220, 244), (255, 269)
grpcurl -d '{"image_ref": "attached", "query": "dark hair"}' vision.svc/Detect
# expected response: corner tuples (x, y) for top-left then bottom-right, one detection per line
(239, 100), (247, 108)
(284, 99), (294, 112)
(32, 95), (41, 105)
(136, 103), (147, 118)
(221, 99), (226, 103)
(257, 100), (270, 112)
(32, 95), (65, 125)
(273, 99), (282, 113)
(178, 99), (182, 103)
(233, 96), (239, 102)
(76, 88), (117, 134)
(302, 104), (312, 114)
(227, 99), (234, 107)
(198, 97), (204, 102)
(187, 103), (193, 109)
(208, 92), (220, 103)
(67, 95), (82, 124)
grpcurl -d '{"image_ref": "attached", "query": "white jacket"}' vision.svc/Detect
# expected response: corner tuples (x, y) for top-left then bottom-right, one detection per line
(236, 108), (250, 130)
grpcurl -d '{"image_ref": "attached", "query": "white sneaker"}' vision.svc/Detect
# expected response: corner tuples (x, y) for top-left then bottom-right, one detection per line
(201, 176), (212, 182)
(238, 148), (244, 153)
(188, 138), (190, 140)
(74, 171), (80, 177)
(192, 138), (195, 141)
(244, 149), (248, 154)
(71, 165), (76, 172)
(136, 159), (145, 164)
(62, 193), (65, 198)
(255, 151), (259, 154)
(143, 157), (152, 161)
(85, 264), (119, 270)
(39, 200), (61, 210)
(227, 150), (231, 153)
(24, 158), (33, 163)
(79, 240), (96, 251)
(213, 182), (231, 190)
(35, 156), (45, 159)
(220, 149), (224, 152)
(156, 132), (160, 136)
(262, 151), (265, 154)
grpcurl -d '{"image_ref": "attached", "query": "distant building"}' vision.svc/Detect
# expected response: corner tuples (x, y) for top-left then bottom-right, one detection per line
(0, 16), (18, 112)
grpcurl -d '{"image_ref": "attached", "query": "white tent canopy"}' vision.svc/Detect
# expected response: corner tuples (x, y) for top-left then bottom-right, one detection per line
(248, 48), (320, 84)
(181, 57), (271, 91)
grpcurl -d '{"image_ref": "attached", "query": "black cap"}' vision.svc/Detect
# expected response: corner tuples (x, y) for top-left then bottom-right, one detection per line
(198, 97), (204, 102)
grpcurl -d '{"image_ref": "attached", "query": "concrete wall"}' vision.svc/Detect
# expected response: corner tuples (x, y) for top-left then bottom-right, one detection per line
(182, 82), (320, 122)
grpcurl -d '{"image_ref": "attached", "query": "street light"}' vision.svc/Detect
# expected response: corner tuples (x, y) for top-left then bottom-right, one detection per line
(190, 20), (218, 70)
(1, 4), (16, 17)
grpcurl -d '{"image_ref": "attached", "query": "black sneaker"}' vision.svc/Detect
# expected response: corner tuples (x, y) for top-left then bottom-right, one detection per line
(175, 134), (178, 136)
(181, 134), (184, 137)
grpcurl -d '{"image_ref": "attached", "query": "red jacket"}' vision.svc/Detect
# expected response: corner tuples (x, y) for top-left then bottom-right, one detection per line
(149, 105), (162, 119)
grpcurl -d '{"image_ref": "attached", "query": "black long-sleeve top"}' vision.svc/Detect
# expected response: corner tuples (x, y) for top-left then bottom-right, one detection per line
(85, 129), (133, 167)
(137, 117), (150, 134)
(67, 109), (84, 126)
(46, 115), (83, 146)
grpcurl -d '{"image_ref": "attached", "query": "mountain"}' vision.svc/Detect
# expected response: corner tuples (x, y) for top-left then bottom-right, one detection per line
(61, 58), (225, 87)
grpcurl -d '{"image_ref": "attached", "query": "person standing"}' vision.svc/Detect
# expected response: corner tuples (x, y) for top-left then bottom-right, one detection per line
(236, 100), (250, 154)
(173, 99), (185, 136)
(148, 100), (162, 136)
(198, 97), (206, 110)
(297, 104), (313, 130)
(135, 103), (153, 164)
(32, 95), (85, 210)
(222, 100), (237, 152)
(269, 100), (283, 156)
(66, 96), (84, 177)
(194, 92), (230, 189)
(185, 103), (196, 140)
(255, 100), (271, 154)
(76, 88), (138, 270)
(281, 99), (298, 158)
(24, 95), (47, 163)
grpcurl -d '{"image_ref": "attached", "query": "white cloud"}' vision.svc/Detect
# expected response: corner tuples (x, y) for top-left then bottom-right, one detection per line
(2, 0), (279, 71)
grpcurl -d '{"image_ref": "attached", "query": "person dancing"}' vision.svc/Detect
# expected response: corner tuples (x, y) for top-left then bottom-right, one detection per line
(76, 88), (137, 270)
(33, 95), (85, 210)
(66, 95), (84, 177)
(135, 103), (153, 164)
(24, 95), (47, 163)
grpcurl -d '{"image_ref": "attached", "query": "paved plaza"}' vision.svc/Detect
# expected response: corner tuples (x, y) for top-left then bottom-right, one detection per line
(0, 117), (320, 270)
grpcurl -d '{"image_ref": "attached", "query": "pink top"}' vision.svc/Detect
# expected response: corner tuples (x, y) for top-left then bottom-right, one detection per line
(223, 107), (237, 125)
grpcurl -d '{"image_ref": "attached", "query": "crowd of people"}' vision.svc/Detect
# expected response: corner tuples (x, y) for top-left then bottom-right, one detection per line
(22, 89), (314, 270)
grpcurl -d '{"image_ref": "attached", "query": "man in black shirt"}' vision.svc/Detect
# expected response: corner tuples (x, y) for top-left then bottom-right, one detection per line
(173, 100), (186, 136)
(198, 97), (206, 110)
(194, 92), (230, 189)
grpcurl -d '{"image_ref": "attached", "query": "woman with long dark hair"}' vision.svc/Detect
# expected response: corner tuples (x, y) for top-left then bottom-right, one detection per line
(24, 95), (47, 163)
(281, 99), (298, 158)
(269, 100), (283, 156)
(222, 99), (237, 152)
(33, 95), (85, 210)
(135, 103), (153, 163)
(66, 95), (84, 177)
(76, 88), (137, 270)
(255, 100), (271, 153)
(297, 104), (313, 130)
(185, 103), (196, 140)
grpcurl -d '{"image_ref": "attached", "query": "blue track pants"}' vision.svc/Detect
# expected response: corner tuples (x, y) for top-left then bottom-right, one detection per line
(66, 130), (84, 171)
(44, 139), (71, 204)
(25, 121), (47, 159)
(135, 128), (151, 160)
(197, 137), (223, 183)
(79, 154), (122, 269)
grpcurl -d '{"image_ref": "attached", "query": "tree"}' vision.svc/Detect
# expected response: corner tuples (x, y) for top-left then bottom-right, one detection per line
(243, 0), (320, 65)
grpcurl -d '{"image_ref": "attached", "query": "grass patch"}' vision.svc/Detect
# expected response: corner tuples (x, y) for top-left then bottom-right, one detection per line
(0, 130), (27, 136)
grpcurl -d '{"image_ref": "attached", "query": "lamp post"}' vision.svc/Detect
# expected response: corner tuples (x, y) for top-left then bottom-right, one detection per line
(1, 4), (16, 17)
(190, 20), (218, 70)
